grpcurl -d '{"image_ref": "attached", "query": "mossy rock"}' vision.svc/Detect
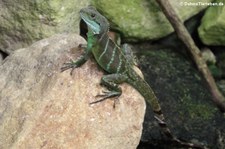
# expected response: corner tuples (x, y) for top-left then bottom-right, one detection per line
(0, 0), (89, 54)
(92, 0), (212, 41)
(198, 0), (225, 46)
(136, 46), (224, 148)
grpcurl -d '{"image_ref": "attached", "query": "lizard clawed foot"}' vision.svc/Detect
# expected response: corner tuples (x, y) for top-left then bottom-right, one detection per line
(90, 90), (121, 105)
(61, 60), (78, 75)
(78, 44), (87, 49)
(61, 51), (89, 75)
(154, 116), (166, 125)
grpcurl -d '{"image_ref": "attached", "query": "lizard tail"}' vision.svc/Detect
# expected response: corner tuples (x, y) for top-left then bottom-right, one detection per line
(154, 110), (207, 149)
(128, 71), (207, 149)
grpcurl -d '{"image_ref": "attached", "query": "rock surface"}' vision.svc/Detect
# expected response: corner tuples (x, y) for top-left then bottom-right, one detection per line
(198, 0), (225, 45)
(92, 0), (213, 41)
(0, 52), (3, 63)
(0, 34), (145, 149)
(135, 45), (225, 148)
(0, 0), (89, 54)
(0, 0), (213, 54)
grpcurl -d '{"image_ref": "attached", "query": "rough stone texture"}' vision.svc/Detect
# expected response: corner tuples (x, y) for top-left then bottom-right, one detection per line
(198, 0), (225, 46)
(0, 52), (3, 63)
(134, 45), (225, 148)
(0, 34), (145, 149)
(0, 0), (89, 54)
(92, 0), (212, 41)
(0, 0), (214, 54)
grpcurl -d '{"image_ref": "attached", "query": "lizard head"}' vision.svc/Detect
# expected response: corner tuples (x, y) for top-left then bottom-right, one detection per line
(80, 6), (109, 35)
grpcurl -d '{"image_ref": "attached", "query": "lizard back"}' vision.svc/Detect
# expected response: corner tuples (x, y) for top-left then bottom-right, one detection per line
(92, 33), (128, 74)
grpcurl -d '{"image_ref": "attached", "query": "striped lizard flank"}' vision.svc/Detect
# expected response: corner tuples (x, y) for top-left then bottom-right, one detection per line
(92, 32), (127, 74)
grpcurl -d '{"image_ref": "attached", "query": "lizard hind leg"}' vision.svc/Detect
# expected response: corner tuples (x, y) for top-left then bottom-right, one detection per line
(90, 73), (128, 105)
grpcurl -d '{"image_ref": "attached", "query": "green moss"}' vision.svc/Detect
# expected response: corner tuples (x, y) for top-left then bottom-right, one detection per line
(198, 0), (225, 45)
(180, 97), (217, 120)
(208, 64), (222, 78)
(139, 49), (217, 121)
(92, 0), (167, 39)
(0, 0), (90, 51)
(92, 0), (212, 41)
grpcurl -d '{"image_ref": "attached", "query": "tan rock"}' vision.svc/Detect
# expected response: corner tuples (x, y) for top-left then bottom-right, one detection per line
(0, 34), (145, 149)
(0, 52), (3, 63)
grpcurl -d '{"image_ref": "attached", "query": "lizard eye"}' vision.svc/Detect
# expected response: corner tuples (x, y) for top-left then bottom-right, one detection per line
(91, 14), (96, 18)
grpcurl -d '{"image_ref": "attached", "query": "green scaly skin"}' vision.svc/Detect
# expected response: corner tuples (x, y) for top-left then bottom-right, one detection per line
(61, 6), (206, 149)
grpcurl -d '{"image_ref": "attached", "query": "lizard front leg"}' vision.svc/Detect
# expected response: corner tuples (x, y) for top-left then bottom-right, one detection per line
(90, 74), (128, 104)
(61, 32), (94, 74)
(61, 49), (91, 74)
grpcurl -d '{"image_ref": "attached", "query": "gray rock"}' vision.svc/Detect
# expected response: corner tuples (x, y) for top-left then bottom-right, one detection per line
(0, 0), (214, 54)
(0, 34), (145, 149)
(0, 52), (3, 63)
(0, 0), (89, 54)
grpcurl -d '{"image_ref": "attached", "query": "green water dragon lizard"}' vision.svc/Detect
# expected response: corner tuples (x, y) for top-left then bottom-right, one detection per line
(61, 6), (206, 149)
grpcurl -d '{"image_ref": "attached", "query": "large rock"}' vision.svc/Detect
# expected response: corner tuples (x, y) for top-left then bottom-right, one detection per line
(92, 0), (213, 41)
(198, 0), (225, 46)
(135, 45), (225, 148)
(0, 34), (145, 149)
(0, 0), (213, 54)
(0, 0), (89, 54)
(0, 52), (3, 63)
